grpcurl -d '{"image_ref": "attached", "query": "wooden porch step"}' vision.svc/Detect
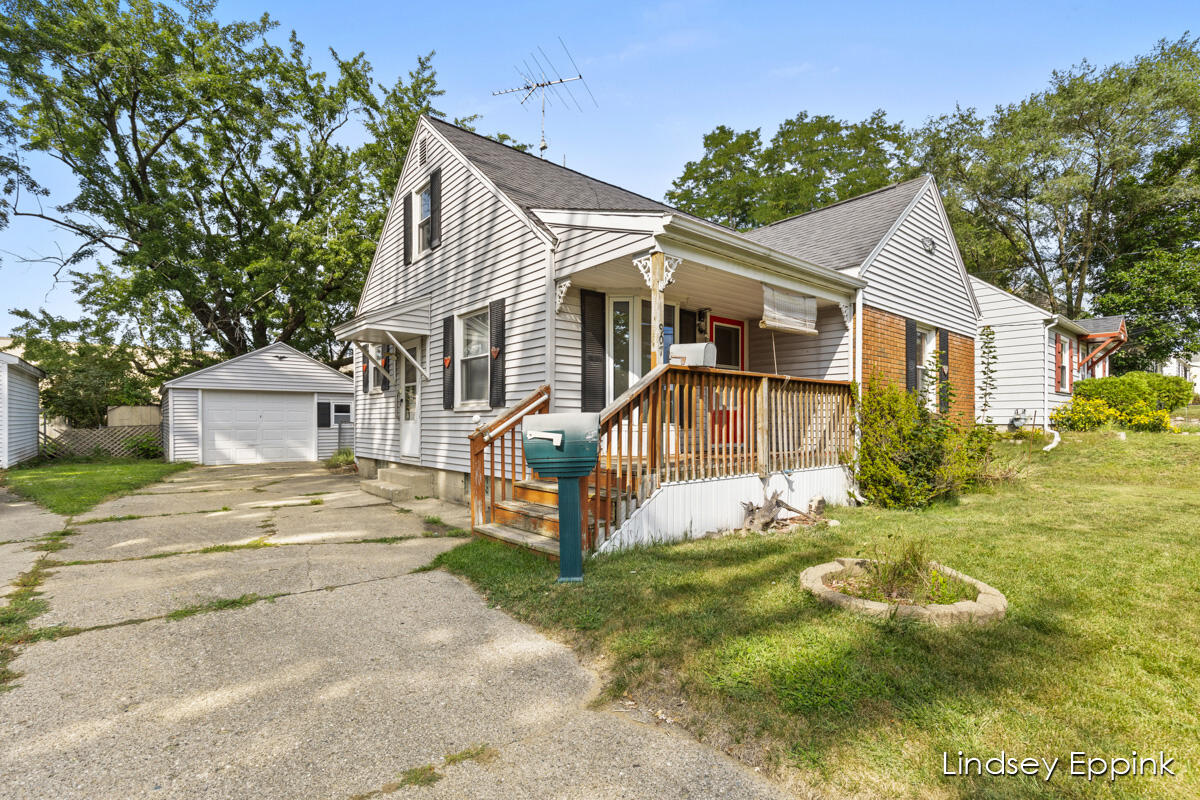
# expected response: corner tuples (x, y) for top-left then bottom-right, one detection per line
(474, 523), (558, 559)
(494, 498), (559, 538)
(513, 478), (616, 505)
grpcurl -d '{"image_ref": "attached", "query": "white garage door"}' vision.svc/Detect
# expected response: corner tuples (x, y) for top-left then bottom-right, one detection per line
(202, 390), (315, 465)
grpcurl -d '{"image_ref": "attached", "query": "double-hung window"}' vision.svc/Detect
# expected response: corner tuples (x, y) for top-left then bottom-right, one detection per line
(333, 403), (351, 425)
(417, 183), (433, 253)
(458, 309), (489, 405)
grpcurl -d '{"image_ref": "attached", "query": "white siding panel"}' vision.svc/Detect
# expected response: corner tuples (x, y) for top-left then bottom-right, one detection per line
(972, 279), (1049, 425)
(317, 392), (354, 459)
(4, 367), (40, 467)
(0, 365), (6, 468)
(353, 130), (550, 475)
(551, 226), (654, 278)
(554, 285), (582, 412)
(598, 467), (851, 552)
(747, 305), (850, 380)
(863, 184), (977, 338)
(167, 344), (352, 393)
(168, 388), (201, 463)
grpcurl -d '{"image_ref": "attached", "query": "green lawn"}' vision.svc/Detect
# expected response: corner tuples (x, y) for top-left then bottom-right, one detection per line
(3, 459), (191, 515)
(435, 432), (1200, 799)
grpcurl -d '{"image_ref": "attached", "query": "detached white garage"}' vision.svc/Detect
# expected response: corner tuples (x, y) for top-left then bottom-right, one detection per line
(1, 352), (46, 469)
(162, 343), (353, 465)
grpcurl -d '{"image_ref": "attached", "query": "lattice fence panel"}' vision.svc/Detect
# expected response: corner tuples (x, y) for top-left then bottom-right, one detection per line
(45, 425), (162, 459)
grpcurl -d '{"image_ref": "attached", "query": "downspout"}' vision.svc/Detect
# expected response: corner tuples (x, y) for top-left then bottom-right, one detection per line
(854, 287), (864, 391)
(1041, 321), (1060, 451)
(544, 240), (557, 411)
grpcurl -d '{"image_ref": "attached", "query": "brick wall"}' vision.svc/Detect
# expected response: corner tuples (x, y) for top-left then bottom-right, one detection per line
(947, 331), (975, 424)
(860, 305), (976, 424)
(861, 305), (907, 387)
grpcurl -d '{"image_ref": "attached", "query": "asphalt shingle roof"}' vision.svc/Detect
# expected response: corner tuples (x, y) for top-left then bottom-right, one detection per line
(427, 117), (677, 217)
(1073, 315), (1125, 334)
(740, 177), (929, 271)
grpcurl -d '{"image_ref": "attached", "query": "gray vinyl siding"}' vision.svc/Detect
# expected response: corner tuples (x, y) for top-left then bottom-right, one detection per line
(353, 124), (551, 475)
(862, 182), (977, 339)
(971, 276), (1081, 426)
(553, 284), (583, 411)
(972, 279), (1048, 425)
(317, 392), (353, 459)
(165, 343), (351, 393)
(3, 365), (40, 467)
(0, 365), (6, 468)
(160, 389), (171, 461)
(747, 305), (850, 380)
(551, 225), (654, 278)
(168, 388), (200, 463)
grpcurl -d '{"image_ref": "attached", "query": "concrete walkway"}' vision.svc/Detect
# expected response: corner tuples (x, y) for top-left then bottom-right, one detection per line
(0, 463), (786, 800)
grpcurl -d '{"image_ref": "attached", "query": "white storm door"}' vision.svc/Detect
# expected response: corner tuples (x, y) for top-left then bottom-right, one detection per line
(397, 339), (423, 458)
(202, 390), (315, 465)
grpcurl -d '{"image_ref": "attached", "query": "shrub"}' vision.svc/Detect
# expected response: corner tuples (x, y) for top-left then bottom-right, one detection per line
(325, 447), (355, 470)
(124, 432), (164, 459)
(1050, 397), (1118, 431)
(1121, 402), (1173, 432)
(844, 538), (977, 605)
(1075, 373), (1192, 415)
(855, 378), (996, 509)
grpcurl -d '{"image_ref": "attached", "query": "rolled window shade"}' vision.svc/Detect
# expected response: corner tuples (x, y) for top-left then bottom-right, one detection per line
(760, 283), (818, 336)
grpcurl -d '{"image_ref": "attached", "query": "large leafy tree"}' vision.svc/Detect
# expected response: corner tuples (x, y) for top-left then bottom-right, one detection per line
(666, 111), (908, 230)
(0, 0), (450, 369)
(915, 36), (1200, 316)
(1095, 134), (1200, 370)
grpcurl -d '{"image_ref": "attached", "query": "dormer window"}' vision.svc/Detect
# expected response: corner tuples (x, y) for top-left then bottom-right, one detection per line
(417, 183), (433, 252)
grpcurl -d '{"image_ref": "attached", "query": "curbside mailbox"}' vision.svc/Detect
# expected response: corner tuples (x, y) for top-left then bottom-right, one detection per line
(522, 412), (600, 582)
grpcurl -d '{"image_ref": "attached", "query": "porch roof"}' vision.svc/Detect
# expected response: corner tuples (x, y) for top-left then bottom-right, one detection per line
(333, 296), (431, 345)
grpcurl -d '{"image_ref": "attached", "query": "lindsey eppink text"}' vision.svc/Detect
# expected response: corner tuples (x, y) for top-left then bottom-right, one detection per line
(942, 751), (1176, 782)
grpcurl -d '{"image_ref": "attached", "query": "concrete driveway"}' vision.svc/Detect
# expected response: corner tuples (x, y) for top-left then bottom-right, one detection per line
(0, 463), (786, 800)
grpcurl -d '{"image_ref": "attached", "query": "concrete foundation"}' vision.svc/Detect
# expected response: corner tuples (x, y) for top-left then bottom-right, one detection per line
(355, 457), (469, 504)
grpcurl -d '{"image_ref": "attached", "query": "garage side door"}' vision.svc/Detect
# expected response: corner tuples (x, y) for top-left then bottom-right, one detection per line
(202, 390), (314, 465)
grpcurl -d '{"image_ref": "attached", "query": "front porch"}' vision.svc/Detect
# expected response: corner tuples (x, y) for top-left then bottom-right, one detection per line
(469, 364), (855, 556)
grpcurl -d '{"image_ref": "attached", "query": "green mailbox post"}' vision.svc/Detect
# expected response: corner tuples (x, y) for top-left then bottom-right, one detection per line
(522, 412), (600, 582)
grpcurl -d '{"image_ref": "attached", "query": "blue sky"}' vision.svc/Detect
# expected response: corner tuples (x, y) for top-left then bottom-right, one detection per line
(1, 0), (1195, 334)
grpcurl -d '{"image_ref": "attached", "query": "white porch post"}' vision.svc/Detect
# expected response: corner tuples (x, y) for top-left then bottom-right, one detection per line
(634, 247), (681, 368)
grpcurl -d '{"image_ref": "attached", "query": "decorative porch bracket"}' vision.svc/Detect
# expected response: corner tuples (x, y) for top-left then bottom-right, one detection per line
(384, 330), (430, 381)
(633, 249), (682, 367)
(554, 278), (571, 314)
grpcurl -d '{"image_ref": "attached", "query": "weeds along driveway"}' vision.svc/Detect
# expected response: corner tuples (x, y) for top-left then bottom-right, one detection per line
(0, 464), (786, 800)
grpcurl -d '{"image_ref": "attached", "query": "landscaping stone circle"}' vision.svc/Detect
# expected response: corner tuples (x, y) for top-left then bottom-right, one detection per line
(799, 557), (1007, 626)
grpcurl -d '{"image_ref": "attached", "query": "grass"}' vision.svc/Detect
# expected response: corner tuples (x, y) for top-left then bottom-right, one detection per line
(443, 743), (498, 766)
(432, 431), (1200, 799)
(3, 459), (191, 515)
(165, 593), (273, 620)
(396, 764), (441, 787)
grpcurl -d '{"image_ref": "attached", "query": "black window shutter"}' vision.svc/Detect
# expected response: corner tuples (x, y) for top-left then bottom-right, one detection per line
(442, 316), (454, 410)
(580, 289), (606, 412)
(488, 298), (506, 408)
(381, 346), (391, 392)
(361, 352), (368, 393)
(904, 317), (920, 392)
(938, 329), (950, 413)
(317, 402), (331, 428)
(429, 168), (442, 250)
(678, 309), (698, 345)
(403, 192), (413, 266)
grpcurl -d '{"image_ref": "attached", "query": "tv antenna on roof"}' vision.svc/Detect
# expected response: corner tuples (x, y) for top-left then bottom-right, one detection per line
(492, 38), (598, 158)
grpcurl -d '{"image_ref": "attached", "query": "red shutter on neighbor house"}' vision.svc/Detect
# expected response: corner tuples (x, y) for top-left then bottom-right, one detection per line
(1055, 335), (1062, 393)
(1069, 339), (1075, 393)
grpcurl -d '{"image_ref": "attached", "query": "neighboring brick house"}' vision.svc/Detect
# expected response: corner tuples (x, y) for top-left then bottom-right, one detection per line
(744, 176), (980, 423)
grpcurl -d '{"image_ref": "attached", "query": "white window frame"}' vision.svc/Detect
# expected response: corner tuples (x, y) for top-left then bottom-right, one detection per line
(916, 326), (938, 409)
(369, 345), (384, 394)
(604, 295), (681, 405)
(333, 403), (351, 425)
(455, 308), (490, 410)
(415, 182), (433, 255)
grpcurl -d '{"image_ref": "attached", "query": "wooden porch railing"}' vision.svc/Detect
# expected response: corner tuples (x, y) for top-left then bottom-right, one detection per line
(468, 384), (551, 530)
(466, 368), (854, 553)
(582, 365), (854, 550)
